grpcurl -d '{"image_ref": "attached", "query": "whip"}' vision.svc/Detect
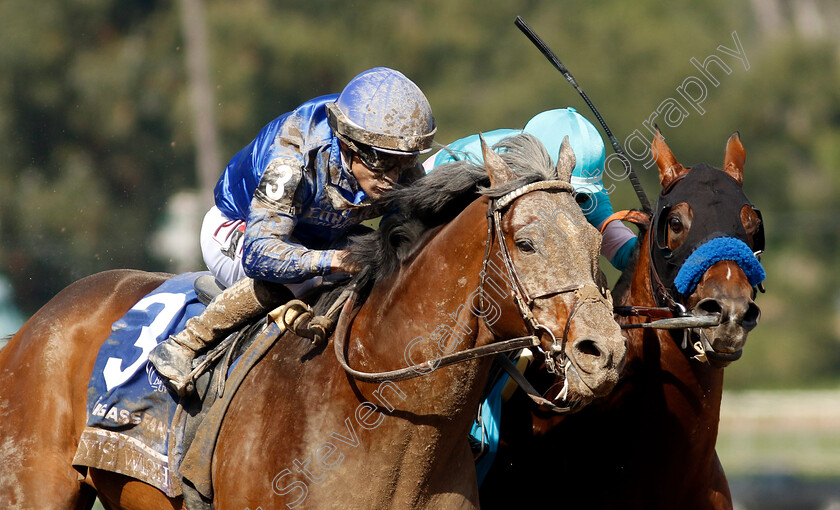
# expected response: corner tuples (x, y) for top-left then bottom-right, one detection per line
(514, 16), (652, 214)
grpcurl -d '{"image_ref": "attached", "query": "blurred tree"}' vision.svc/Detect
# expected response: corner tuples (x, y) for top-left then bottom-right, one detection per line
(179, 0), (221, 207)
(0, 0), (837, 388)
(0, 0), (192, 310)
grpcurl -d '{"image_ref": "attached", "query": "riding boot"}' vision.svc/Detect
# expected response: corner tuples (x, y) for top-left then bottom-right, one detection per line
(149, 277), (291, 395)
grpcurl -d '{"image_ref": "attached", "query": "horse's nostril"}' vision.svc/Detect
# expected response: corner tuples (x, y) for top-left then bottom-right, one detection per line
(697, 299), (723, 316)
(572, 338), (614, 375)
(575, 339), (602, 358)
(741, 302), (761, 331)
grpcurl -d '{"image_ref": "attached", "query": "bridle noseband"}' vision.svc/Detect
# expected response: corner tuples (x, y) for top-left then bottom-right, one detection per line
(482, 180), (612, 375)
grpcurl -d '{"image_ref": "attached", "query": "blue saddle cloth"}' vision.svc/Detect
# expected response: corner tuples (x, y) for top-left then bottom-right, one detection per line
(72, 272), (207, 497)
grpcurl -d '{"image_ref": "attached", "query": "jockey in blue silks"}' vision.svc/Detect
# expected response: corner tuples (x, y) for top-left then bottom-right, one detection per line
(425, 108), (637, 485)
(424, 107), (637, 271)
(150, 67), (436, 394)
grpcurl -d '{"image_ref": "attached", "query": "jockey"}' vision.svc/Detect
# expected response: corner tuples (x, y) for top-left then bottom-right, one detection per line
(424, 108), (637, 271)
(150, 67), (436, 394)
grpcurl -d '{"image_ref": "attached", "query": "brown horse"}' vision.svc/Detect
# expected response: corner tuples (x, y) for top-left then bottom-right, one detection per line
(0, 134), (626, 509)
(480, 131), (763, 510)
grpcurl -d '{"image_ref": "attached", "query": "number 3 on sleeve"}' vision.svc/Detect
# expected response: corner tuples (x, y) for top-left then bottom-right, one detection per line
(254, 158), (302, 213)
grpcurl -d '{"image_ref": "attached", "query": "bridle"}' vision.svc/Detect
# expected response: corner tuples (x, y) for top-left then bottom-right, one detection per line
(647, 175), (690, 316)
(481, 180), (612, 375)
(332, 179), (610, 410)
(614, 171), (765, 361)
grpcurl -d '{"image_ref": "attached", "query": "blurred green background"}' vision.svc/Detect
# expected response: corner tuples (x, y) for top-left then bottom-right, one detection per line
(1, 1), (838, 507)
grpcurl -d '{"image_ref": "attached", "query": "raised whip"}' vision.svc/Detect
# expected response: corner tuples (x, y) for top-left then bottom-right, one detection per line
(514, 15), (652, 214)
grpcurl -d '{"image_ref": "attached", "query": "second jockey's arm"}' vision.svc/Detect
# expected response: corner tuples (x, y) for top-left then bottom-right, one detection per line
(581, 190), (637, 271)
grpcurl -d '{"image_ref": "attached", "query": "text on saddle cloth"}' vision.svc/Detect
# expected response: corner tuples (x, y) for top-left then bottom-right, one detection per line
(72, 272), (208, 497)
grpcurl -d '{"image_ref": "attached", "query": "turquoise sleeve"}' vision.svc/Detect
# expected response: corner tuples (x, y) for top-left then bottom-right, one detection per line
(610, 237), (637, 272)
(580, 190), (615, 229)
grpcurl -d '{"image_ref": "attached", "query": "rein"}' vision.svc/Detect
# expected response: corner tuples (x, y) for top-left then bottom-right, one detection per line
(330, 179), (598, 412)
(332, 290), (540, 383)
(647, 211), (686, 315)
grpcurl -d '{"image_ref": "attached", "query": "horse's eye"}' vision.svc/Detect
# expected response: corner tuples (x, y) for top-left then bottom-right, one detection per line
(668, 216), (683, 234)
(516, 239), (537, 253)
(745, 209), (762, 235)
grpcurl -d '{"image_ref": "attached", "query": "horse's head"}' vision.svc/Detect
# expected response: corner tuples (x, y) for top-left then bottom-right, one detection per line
(649, 129), (764, 367)
(480, 134), (626, 408)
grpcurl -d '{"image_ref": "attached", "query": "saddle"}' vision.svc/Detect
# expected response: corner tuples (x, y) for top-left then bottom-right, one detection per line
(178, 275), (347, 509)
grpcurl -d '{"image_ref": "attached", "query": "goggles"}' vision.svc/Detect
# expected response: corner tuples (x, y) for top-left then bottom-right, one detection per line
(341, 136), (418, 176)
(356, 144), (418, 175)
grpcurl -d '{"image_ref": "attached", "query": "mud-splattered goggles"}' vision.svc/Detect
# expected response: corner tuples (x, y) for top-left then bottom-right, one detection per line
(341, 136), (418, 175)
(355, 144), (418, 175)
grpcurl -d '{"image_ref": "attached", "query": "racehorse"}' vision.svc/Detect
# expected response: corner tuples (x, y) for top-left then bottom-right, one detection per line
(0, 134), (626, 509)
(480, 130), (764, 510)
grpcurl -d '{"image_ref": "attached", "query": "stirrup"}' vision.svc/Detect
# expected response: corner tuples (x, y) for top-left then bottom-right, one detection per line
(168, 375), (196, 397)
(267, 297), (344, 344)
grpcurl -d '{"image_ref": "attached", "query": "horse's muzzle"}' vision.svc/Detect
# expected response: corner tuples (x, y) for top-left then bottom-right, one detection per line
(565, 334), (624, 398)
(693, 296), (761, 365)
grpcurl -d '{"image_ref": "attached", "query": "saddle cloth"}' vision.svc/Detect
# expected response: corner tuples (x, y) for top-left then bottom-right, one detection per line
(72, 272), (207, 497)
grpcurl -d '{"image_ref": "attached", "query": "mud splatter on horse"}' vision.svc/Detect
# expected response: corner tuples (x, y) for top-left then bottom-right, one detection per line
(0, 134), (626, 509)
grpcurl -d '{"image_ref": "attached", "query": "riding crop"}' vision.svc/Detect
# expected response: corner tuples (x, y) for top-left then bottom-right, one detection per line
(514, 15), (652, 214)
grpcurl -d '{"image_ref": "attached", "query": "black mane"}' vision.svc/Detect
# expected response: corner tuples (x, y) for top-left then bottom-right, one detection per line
(313, 133), (557, 313)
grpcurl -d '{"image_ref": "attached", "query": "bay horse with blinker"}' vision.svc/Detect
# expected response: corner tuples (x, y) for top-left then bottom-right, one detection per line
(0, 134), (626, 509)
(481, 130), (764, 510)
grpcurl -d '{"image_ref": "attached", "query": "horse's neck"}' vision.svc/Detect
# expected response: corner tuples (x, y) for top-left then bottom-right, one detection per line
(621, 231), (725, 452)
(330, 199), (500, 505)
(352, 197), (496, 416)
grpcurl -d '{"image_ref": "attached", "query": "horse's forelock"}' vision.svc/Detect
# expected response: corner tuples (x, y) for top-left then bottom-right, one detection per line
(481, 133), (557, 198)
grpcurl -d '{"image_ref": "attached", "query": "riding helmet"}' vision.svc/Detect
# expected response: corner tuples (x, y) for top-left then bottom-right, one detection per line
(326, 67), (436, 155)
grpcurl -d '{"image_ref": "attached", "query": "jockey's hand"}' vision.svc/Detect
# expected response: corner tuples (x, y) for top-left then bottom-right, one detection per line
(331, 250), (360, 275)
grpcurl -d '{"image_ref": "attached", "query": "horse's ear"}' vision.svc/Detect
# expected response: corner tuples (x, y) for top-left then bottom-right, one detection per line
(652, 125), (688, 188)
(555, 135), (576, 183)
(481, 134), (516, 186)
(722, 131), (745, 187)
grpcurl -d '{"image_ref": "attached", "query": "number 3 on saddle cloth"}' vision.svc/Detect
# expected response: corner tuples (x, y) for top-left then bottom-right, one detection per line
(72, 272), (210, 497)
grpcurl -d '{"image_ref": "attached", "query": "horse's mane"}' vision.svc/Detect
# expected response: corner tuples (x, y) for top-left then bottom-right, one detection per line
(313, 133), (558, 314)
